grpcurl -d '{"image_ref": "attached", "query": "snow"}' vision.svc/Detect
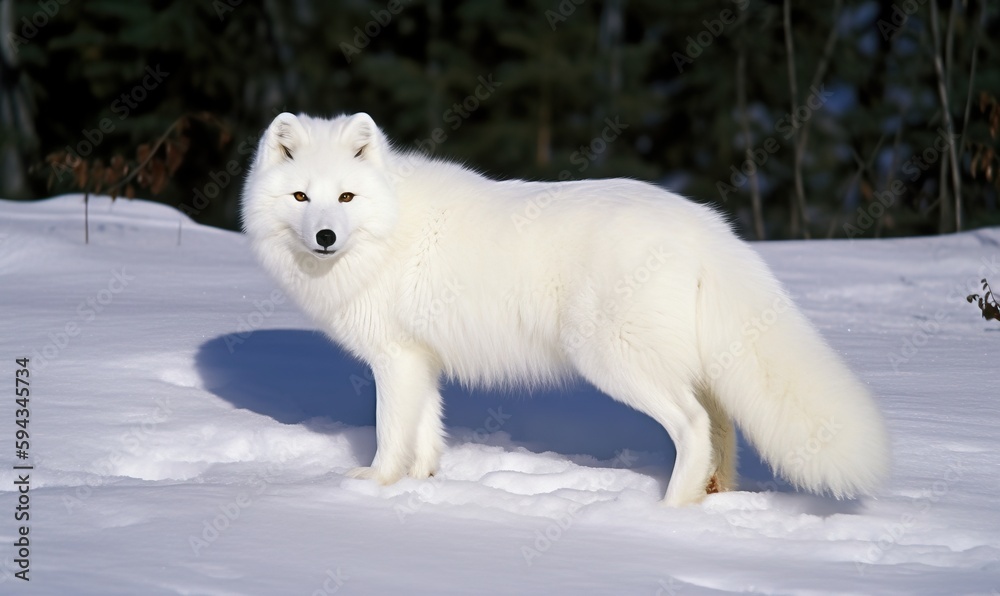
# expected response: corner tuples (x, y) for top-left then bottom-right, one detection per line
(1, 194), (998, 594)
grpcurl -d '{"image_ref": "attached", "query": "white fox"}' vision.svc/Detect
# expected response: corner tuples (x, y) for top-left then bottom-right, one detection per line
(241, 112), (889, 506)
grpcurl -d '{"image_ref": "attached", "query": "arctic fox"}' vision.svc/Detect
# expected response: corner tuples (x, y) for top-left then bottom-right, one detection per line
(241, 112), (889, 506)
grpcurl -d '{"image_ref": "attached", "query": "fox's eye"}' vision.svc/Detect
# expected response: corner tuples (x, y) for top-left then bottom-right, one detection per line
(293, 191), (309, 202)
(339, 192), (355, 203)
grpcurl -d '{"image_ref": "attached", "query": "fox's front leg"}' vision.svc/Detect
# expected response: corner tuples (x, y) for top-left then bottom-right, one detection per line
(347, 347), (444, 484)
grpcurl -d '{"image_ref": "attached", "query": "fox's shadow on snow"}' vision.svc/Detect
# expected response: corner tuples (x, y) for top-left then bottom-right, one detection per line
(196, 329), (858, 514)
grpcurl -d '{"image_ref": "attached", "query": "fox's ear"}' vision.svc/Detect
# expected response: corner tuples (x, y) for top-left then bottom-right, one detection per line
(257, 112), (307, 167)
(341, 112), (385, 162)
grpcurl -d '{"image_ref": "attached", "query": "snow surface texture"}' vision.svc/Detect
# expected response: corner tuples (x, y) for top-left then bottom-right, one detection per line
(1, 195), (998, 595)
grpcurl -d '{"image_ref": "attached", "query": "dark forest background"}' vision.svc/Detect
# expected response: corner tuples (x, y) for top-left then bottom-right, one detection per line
(2, 0), (998, 240)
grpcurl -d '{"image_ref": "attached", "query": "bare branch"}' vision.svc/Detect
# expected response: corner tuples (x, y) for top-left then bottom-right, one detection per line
(737, 23), (765, 240)
(959, 0), (984, 161)
(784, 0), (842, 239)
(103, 117), (184, 196)
(782, 0), (800, 121)
(783, 0), (809, 238)
(798, 0), (844, 157)
(928, 0), (964, 231)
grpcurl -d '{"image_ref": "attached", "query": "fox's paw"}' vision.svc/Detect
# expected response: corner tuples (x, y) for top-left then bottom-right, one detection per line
(346, 466), (404, 486)
(409, 445), (442, 480)
(706, 474), (722, 494)
(346, 466), (377, 480)
(707, 467), (738, 494)
(408, 460), (438, 480)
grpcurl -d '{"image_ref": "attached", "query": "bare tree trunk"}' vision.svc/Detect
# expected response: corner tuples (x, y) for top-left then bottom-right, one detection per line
(825, 215), (839, 239)
(937, 153), (951, 232)
(0, 0), (38, 200)
(796, 0), (843, 170)
(879, 112), (905, 235)
(938, 0), (958, 234)
(537, 84), (551, 168)
(425, 0), (443, 135)
(737, 40), (765, 240)
(958, 0), (984, 173)
(536, 34), (553, 169)
(782, 0), (842, 239)
(783, 0), (810, 238)
(928, 0), (964, 232)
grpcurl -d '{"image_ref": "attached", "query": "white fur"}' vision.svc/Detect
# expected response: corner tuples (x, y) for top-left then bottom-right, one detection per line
(241, 112), (890, 506)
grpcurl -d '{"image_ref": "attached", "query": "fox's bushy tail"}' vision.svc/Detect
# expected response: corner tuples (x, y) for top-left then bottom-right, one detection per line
(696, 237), (889, 498)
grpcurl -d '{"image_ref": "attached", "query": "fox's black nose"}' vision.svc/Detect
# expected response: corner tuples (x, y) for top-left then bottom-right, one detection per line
(316, 229), (336, 248)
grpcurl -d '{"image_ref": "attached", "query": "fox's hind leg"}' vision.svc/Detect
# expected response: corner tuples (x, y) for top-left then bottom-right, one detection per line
(569, 341), (715, 506)
(699, 387), (738, 493)
(409, 389), (445, 479)
(606, 377), (713, 506)
(634, 384), (714, 506)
